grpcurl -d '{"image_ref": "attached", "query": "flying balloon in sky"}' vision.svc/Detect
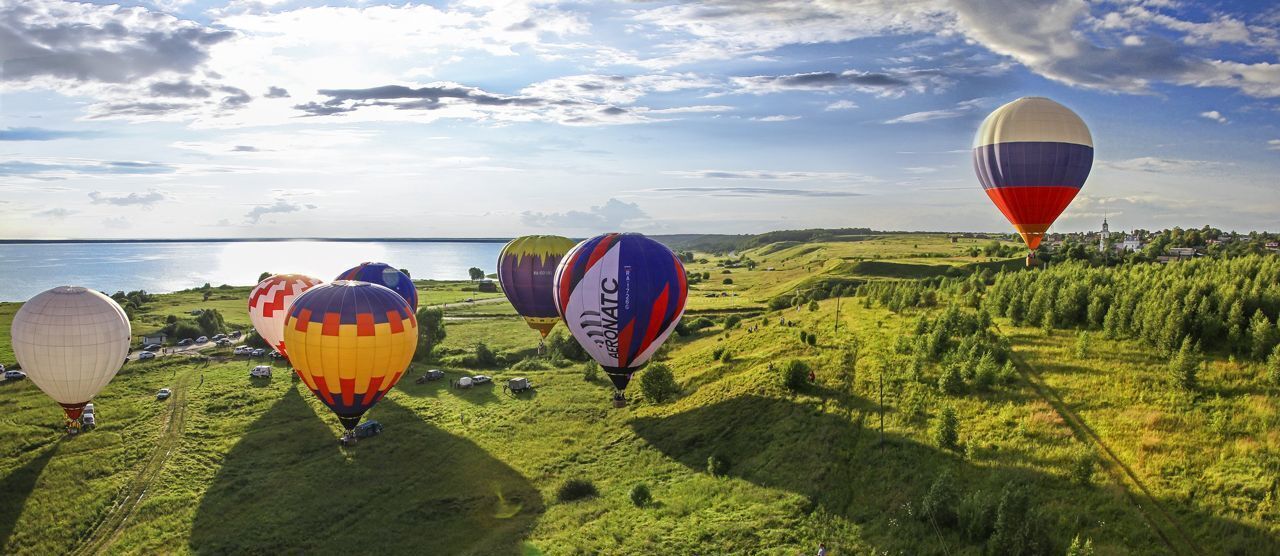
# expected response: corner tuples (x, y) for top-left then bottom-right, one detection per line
(336, 262), (417, 311)
(973, 96), (1093, 258)
(555, 233), (687, 407)
(284, 280), (418, 434)
(248, 274), (323, 360)
(10, 286), (131, 428)
(497, 235), (577, 342)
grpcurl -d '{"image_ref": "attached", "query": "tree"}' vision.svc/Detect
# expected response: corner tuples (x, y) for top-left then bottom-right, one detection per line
(1168, 337), (1201, 391)
(780, 359), (809, 391)
(630, 483), (652, 507)
(193, 309), (226, 336)
(1249, 310), (1278, 361)
(468, 267), (484, 280)
(258, 271), (272, 283)
(547, 329), (587, 361)
(1267, 343), (1280, 387)
(414, 307), (446, 361)
(921, 470), (959, 527)
(934, 406), (960, 451)
(1067, 535), (1094, 556)
(989, 483), (1047, 556)
(474, 341), (498, 367)
(938, 363), (965, 395)
(243, 329), (268, 349)
(639, 363), (680, 402)
(807, 300), (819, 312)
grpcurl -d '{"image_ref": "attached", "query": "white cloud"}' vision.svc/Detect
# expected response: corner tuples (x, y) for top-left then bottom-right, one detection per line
(1199, 110), (1228, 123)
(663, 170), (874, 182)
(883, 98), (985, 124)
(1268, 139), (1280, 151)
(1100, 157), (1226, 173)
(825, 100), (858, 111)
(750, 115), (801, 122)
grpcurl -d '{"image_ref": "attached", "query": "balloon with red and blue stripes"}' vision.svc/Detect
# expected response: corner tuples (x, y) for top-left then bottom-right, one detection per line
(554, 233), (688, 391)
(335, 262), (417, 311)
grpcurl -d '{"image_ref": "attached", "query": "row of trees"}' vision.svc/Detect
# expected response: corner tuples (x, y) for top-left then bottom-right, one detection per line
(984, 256), (1280, 359)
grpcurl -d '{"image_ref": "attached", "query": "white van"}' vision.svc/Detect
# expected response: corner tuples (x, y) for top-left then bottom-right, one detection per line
(250, 365), (272, 378)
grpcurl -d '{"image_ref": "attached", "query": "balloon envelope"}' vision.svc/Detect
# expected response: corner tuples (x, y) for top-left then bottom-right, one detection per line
(284, 280), (418, 430)
(336, 262), (417, 310)
(10, 286), (131, 420)
(973, 96), (1093, 250)
(248, 274), (322, 359)
(498, 235), (577, 338)
(554, 233), (687, 391)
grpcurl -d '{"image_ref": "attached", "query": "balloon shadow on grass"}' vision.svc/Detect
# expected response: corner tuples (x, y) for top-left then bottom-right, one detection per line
(189, 389), (543, 555)
(0, 442), (59, 550)
(630, 395), (1279, 554)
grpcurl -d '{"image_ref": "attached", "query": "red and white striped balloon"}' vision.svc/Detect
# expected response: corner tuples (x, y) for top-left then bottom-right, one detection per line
(248, 274), (322, 358)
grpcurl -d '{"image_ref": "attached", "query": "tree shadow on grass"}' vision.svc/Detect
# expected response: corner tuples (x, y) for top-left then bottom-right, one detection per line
(630, 395), (1280, 555)
(190, 389), (542, 555)
(0, 441), (59, 550)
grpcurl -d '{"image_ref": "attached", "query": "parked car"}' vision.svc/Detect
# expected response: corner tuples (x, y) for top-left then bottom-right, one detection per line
(216, 339), (232, 347)
(83, 403), (95, 416)
(81, 413), (96, 429)
(137, 351), (157, 360)
(143, 343), (161, 351)
(472, 374), (492, 384)
(268, 351), (283, 359)
(195, 336), (209, 343)
(212, 334), (226, 341)
(233, 346), (249, 355)
(3, 370), (26, 381)
(178, 338), (194, 346)
(229, 330), (242, 339)
(156, 388), (172, 400)
(250, 365), (273, 378)
(251, 348), (266, 357)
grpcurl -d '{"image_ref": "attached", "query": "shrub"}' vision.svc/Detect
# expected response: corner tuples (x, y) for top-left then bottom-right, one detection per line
(719, 350), (732, 363)
(1067, 535), (1095, 556)
(934, 406), (959, 451)
(712, 347), (725, 361)
(722, 278), (734, 285)
(242, 329), (268, 349)
(511, 357), (550, 371)
(1071, 449), (1095, 486)
(639, 363), (680, 403)
(547, 330), (587, 361)
(938, 363), (965, 395)
(582, 361), (600, 382)
(687, 317), (716, 331)
(1075, 331), (1090, 358)
(1167, 337), (1200, 391)
(989, 483), (1049, 556)
(474, 342), (498, 367)
(808, 300), (819, 312)
(781, 360), (809, 391)
(724, 315), (741, 329)
(556, 479), (598, 502)
(171, 321), (203, 342)
(674, 321), (690, 337)
(707, 454), (730, 477)
(1269, 344), (1280, 386)
(629, 483), (652, 507)
(958, 489), (996, 541)
(415, 307), (446, 361)
(920, 470), (959, 527)
(805, 333), (817, 346)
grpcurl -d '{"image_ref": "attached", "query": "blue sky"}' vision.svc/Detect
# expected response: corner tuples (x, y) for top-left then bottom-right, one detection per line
(1, 0), (1277, 239)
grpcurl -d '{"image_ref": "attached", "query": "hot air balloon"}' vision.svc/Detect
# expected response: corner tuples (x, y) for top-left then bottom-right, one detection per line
(248, 274), (322, 359)
(497, 235), (577, 342)
(283, 280), (417, 435)
(336, 262), (417, 310)
(973, 96), (1093, 263)
(554, 233), (687, 407)
(10, 286), (131, 428)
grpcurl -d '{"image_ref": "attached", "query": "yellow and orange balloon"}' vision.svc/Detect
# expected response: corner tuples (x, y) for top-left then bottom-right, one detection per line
(283, 280), (417, 431)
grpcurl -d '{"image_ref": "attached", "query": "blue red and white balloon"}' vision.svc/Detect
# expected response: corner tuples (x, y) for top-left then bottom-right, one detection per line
(336, 262), (417, 310)
(554, 233), (687, 392)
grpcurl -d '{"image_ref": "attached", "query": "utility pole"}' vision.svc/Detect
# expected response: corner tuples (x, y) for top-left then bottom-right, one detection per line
(878, 369), (885, 448)
(834, 295), (840, 334)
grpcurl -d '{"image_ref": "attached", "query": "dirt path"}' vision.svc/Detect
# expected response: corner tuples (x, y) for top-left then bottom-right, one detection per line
(73, 365), (195, 555)
(1005, 346), (1204, 556)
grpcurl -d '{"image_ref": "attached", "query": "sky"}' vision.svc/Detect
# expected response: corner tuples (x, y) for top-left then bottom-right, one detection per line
(0, 0), (1277, 239)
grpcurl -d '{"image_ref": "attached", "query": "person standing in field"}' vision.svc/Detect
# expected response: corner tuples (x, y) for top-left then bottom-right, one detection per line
(816, 542), (828, 556)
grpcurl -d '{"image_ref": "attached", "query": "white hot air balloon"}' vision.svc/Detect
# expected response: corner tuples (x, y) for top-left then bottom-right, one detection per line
(10, 286), (131, 423)
(248, 274), (322, 359)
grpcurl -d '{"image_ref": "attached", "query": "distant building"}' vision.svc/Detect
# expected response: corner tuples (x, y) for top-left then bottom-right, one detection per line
(1117, 235), (1143, 252)
(1099, 216), (1110, 252)
(1266, 241), (1279, 251)
(1168, 247), (1197, 257)
(142, 333), (166, 346)
(476, 279), (497, 293)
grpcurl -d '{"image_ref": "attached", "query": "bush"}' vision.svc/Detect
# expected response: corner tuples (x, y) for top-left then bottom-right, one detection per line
(1075, 331), (1090, 358)
(934, 406), (959, 451)
(724, 315), (741, 329)
(938, 363), (965, 395)
(629, 483), (652, 507)
(556, 479), (598, 502)
(805, 333), (817, 346)
(1067, 535), (1095, 556)
(474, 342), (498, 367)
(415, 307), (446, 361)
(722, 278), (734, 285)
(781, 359), (809, 391)
(582, 361), (600, 382)
(547, 330), (587, 361)
(920, 470), (959, 527)
(707, 454), (730, 477)
(171, 321), (203, 342)
(242, 329), (268, 349)
(639, 363), (680, 403)
(807, 300), (819, 312)
(511, 357), (550, 371)
(687, 317), (716, 332)
(1167, 337), (1200, 391)
(1071, 449), (1095, 486)
(1269, 344), (1280, 386)
(989, 483), (1049, 556)
(712, 347), (725, 361)
(958, 489), (996, 542)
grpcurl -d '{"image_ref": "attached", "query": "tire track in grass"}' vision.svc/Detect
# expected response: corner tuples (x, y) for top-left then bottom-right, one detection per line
(74, 367), (193, 555)
(1005, 345), (1203, 556)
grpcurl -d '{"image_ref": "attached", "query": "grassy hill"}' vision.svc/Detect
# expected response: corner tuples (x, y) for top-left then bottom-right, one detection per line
(1, 234), (1275, 555)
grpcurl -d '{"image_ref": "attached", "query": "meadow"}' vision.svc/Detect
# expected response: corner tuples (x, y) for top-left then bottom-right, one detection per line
(0, 233), (1276, 555)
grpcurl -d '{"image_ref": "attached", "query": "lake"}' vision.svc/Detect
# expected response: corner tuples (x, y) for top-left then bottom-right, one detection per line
(0, 241), (507, 302)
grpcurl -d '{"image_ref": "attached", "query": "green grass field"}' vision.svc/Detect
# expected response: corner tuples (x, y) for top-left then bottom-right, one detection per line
(1, 234), (1275, 555)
